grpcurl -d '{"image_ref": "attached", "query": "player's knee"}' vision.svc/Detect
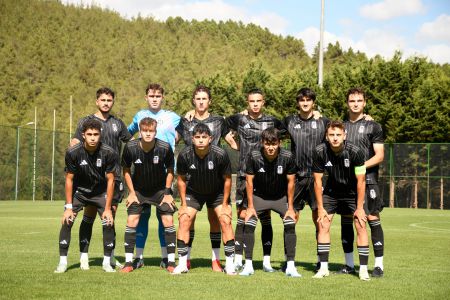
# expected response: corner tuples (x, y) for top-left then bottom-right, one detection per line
(283, 217), (296, 234)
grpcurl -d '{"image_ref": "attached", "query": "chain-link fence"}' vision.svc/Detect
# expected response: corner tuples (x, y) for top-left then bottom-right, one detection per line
(0, 125), (448, 209)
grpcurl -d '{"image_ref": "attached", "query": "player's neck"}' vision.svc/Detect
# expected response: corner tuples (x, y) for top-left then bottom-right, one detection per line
(248, 110), (263, 120)
(298, 110), (313, 120)
(140, 139), (156, 152)
(148, 107), (162, 114)
(348, 112), (364, 122)
(195, 110), (210, 120)
(194, 146), (209, 159)
(84, 143), (98, 154)
(330, 143), (345, 154)
(95, 111), (110, 120)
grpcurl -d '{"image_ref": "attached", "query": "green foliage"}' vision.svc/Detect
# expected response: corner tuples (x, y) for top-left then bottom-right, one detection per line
(0, 0), (448, 142)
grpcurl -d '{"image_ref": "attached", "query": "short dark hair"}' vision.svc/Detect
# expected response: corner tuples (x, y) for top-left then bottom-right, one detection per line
(146, 83), (164, 95)
(192, 123), (211, 136)
(346, 87), (365, 101)
(139, 117), (157, 129)
(261, 127), (280, 143)
(96, 87), (115, 99)
(192, 85), (211, 101)
(247, 88), (264, 98)
(82, 118), (102, 133)
(326, 120), (345, 132)
(296, 88), (316, 102)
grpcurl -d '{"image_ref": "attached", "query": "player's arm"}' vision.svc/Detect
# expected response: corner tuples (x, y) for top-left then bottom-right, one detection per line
(102, 172), (115, 225)
(127, 114), (140, 136)
(354, 167), (367, 226)
(365, 143), (384, 168)
(313, 172), (329, 225)
(224, 131), (239, 150)
(62, 172), (75, 224)
(222, 174), (232, 206)
(245, 174), (257, 221)
(160, 168), (175, 210)
(284, 173), (297, 221)
(184, 110), (195, 121)
(69, 138), (81, 148)
(123, 167), (139, 208)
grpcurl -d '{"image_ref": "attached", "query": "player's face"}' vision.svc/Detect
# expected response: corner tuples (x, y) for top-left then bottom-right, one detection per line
(247, 93), (265, 114)
(82, 128), (101, 148)
(193, 91), (211, 114)
(146, 89), (163, 111)
(297, 96), (314, 114)
(192, 132), (212, 151)
(140, 124), (157, 143)
(262, 140), (280, 159)
(96, 93), (114, 113)
(347, 93), (366, 114)
(326, 127), (346, 150)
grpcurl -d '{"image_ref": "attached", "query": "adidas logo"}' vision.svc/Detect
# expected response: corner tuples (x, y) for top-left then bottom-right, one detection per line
(342, 239), (348, 244)
(264, 241), (272, 246)
(80, 239), (89, 245)
(325, 161), (333, 167)
(124, 242), (129, 246)
(167, 243), (175, 247)
(243, 124), (251, 129)
(59, 240), (68, 245)
(374, 242), (383, 246)
(235, 241), (240, 246)
(294, 124), (301, 129)
(258, 168), (265, 173)
(135, 158), (142, 164)
(80, 160), (88, 166)
(136, 233), (144, 237)
(189, 164), (196, 169)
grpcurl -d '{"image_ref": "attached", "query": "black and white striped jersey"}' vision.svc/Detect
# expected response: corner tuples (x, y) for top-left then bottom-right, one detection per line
(65, 142), (117, 197)
(312, 141), (365, 197)
(226, 113), (285, 176)
(176, 114), (229, 146)
(177, 145), (232, 195)
(246, 148), (298, 199)
(344, 118), (384, 184)
(283, 115), (329, 177)
(121, 139), (174, 196)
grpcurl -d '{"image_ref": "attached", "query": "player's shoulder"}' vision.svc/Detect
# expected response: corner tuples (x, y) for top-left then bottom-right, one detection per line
(125, 139), (139, 148)
(155, 138), (171, 150)
(161, 109), (180, 118)
(108, 114), (126, 124)
(179, 145), (194, 156)
(345, 141), (363, 154)
(315, 142), (327, 153)
(208, 114), (225, 122)
(279, 148), (294, 159)
(66, 142), (83, 154)
(100, 143), (116, 154)
(210, 144), (227, 155)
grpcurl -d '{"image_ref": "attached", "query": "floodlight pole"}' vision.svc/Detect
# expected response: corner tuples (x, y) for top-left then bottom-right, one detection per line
(318, 0), (325, 88)
(51, 109), (56, 201)
(15, 122), (34, 201)
(32, 107), (37, 202)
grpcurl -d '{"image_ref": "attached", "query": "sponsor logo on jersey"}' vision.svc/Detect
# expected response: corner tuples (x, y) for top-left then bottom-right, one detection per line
(277, 165), (283, 174)
(344, 159), (350, 167)
(294, 124), (301, 129)
(112, 123), (118, 132)
(189, 164), (196, 169)
(96, 158), (102, 167)
(370, 189), (377, 199)
(311, 121), (317, 129)
(208, 161), (214, 170)
(80, 160), (88, 166)
(258, 168), (266, 173)
(325, 161), (333, 167)
(134, 158), (142, 164)
(359, 125), (365, 133)
(153, 156), (159, 164)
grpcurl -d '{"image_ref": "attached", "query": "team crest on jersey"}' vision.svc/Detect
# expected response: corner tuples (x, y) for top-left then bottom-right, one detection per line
(208, 161), (214, 170)
(96, 159), (102, 167)
(311, 121), (317, 129)
(277, 165), (283, 174)
(112, 123), (118, 132)
(359, 125), (365, 133)
(153, 156), (159, 164)
(189, 126), (194, 132)
(344, 159), (350, 167)
(261, 122), (268, 130)
(370, 189), (377, 199)
(208, 123), (214, 132)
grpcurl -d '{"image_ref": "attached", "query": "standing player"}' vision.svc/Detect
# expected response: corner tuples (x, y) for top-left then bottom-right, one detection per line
(70, 87), (132, 270)
(312, 121), (370, 281)
(55, 119), (117, 273)
(240, 128), (301, 277)
(128, 83), (181, 269)
(225, 88), (285, 272)
(120, 118), (177, 273)
(282, 88), (329, 271)
(173, 123), (236, 275)
(339, 87), (385, 277)
(177, 85), (238, 271)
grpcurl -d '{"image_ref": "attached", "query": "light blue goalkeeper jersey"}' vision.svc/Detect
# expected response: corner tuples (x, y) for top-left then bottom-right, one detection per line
(128, 109), (181, 151)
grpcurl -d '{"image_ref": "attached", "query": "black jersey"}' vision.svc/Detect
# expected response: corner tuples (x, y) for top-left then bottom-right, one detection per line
(283, 115), (329, 177)
(177, 145), (232, 195)
(177, 114), (229, 146)
(312, 141), (365, 197)
(344, 118), (384, 184)
(246, 148), (298, 199)
(65, 143), (117, 197)
(226, 113), (285, 176)
(121, 138), (174, 197)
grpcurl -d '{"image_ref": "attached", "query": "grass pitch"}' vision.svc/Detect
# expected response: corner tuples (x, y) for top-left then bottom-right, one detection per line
(0, 201), (449, 300)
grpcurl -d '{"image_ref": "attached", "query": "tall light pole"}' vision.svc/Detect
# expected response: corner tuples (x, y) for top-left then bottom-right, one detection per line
(318, 0), (325, 88)
(32, 107), (37, 202)
(15, 122), (34, 201)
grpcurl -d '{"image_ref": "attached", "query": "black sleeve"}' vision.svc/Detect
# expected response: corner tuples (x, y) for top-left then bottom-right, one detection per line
(371, 122), (384, 144)
(175, 119), (185, 139)
(105, 151), (117, 174)
(220, 118), (230, 138)
(286, 156), (298, 174)
(176, 152), (188, 176)
(73, 118), (85, 141)
(312, 145), (325, 173)
(118, 119), (132, 143)
(65, 149), (78, 173)
(353, 148), (366, 167)
(121, 144), (132, 168)
(245, 153), (255, 175)
(225, 114), (241, 131)
(220, 151), (232, 176)
(165, 147), (175, 170)
(274, 117), (287, 136)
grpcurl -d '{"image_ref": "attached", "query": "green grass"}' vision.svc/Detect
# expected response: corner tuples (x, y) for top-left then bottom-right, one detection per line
(1, 201), (449, 300)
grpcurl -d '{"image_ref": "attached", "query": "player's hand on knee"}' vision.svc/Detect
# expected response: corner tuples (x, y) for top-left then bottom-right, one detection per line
(317, 208), (329, 226)
(102, 210), (114, 226)
(244, 207), (257, 222)
(283, 209), (297, 223)
(126, 192), (139, 208)
(62, 209), (75, 225)
(178, 205), (190, 220)
(353, 208), (367, 227)
(161, 195), (175, 210)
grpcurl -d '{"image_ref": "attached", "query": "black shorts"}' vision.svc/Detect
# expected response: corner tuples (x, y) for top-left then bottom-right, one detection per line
(72, 191), (108, 215)
(365, 184), (384, 215)
(127, 190), (177, 216)
(253, 195), (288, 217)
(112, 179), (125, 205)
(294, 176), (317, 211)
(186, 192), (228, 211)
(235, 176), (247, 208)
(322, 194), (368, 216)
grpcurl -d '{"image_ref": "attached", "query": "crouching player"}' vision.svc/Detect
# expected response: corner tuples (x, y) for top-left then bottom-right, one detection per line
(120, 117), (177, 273)
(312, 120), (370, 281)
(55, 119), (117, 273)
(173, 123), (236, 275)
(240, 128), (301, 277)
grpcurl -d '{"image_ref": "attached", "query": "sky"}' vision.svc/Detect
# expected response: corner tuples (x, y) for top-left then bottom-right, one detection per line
(62, 0), (450, 64)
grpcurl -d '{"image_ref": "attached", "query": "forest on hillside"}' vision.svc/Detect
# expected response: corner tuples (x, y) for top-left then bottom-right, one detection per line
(0, 0), (449, 143)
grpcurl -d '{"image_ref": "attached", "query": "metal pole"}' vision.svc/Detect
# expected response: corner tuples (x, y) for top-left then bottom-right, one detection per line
(318, 0), (325, 88)
(69, 95), (73, 141)
(15, 127), (20, 201)
(32, 107), (37, 202)
(51, 109), (56, 201)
